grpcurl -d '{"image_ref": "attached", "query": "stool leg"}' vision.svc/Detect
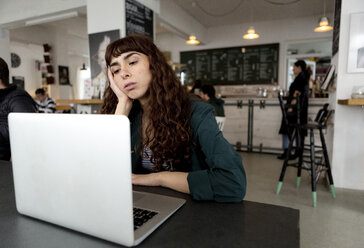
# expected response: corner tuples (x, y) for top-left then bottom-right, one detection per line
(310, 128), (317, 207)
(319, 128), (336, 198)
(297, 135), (305, 188)
(276, 129), (296, 195)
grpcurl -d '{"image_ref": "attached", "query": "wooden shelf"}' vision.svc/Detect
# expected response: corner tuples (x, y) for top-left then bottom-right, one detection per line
(55, 105), (72, 111)
(55, 99), (103, 105)
(338, 99), (364, 105)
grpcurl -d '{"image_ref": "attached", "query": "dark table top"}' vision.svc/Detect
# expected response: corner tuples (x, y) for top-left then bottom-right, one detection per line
(0, 160), (299, 248)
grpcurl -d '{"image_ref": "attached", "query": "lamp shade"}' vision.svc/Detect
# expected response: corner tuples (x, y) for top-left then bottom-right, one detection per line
(243, 26), (259, 40)
(314, 16), (333, 32)
(186, 35), (200, 45)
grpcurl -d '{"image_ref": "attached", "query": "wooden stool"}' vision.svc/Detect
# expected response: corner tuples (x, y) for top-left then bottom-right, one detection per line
(276, 102), (336, 207)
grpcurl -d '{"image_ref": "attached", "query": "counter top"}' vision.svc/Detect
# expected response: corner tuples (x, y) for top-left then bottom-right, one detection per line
(222, 96), (329, 102)
(338, 98), (364, 106)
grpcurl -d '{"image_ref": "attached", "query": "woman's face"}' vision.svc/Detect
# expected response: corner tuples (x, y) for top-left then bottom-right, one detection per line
(293, 65), (302, 76)
(109, 51), (152, 102)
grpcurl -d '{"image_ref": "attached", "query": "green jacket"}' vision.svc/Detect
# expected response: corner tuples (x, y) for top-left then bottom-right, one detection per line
(129, 99), (246, 203)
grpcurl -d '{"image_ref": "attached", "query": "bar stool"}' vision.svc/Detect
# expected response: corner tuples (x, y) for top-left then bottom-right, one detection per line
(276, 97), (336, 207)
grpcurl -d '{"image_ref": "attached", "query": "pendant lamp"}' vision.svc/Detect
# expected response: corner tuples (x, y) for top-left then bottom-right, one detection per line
(243, 0), (259, 40)
(314, 16), (333, 32)
(243, 26), (260, 40)
(314, 0), (333, 32)
(186, 35), (200, 45)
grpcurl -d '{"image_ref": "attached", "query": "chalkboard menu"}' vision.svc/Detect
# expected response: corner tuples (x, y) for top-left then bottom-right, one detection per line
(181, 43), (279, 85)
(125, 0), (153, 39)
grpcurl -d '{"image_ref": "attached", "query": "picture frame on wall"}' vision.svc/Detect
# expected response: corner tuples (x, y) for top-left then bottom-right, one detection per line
(12, 76), (24, 89)
(89, 29), (120, 99)
(347, 12), (364, 73)
(58, 66), (70, 85)
(321, 65), (335, 91)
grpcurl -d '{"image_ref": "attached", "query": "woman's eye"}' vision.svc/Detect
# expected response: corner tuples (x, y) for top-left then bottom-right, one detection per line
(129, 60), (138, 66)
(113, 69), (120, 74)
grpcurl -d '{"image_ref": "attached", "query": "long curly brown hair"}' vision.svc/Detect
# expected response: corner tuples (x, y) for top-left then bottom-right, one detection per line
(100, 34), (192, 171)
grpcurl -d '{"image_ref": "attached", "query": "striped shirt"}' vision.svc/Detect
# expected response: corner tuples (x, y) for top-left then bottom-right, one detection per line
(142, 147), (169, 171)
(35, 97), (56, 113)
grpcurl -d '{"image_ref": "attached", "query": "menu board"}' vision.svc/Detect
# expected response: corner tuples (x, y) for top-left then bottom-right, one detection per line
(181, 43), (279, 85)
(125, 0), (153, 39)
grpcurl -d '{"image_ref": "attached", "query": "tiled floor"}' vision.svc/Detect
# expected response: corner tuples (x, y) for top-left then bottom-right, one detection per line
(240, 152), (364, 248)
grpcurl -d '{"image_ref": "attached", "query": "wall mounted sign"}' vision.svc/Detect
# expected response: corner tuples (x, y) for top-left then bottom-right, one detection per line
(125, 0), (153, 39)
(181, 43), (279, 85)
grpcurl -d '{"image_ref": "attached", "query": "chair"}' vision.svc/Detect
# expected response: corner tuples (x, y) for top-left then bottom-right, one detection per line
(276, 96), (336, 207)
(215, 116), (226, 131)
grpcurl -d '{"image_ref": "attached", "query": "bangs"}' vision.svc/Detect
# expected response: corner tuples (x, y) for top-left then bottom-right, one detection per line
(105, 35), (153, 66)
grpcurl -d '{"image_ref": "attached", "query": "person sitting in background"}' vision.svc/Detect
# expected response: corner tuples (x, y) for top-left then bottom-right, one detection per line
(189, 79), (202, 95)
(200, 84), (225, 117)
(0, 57), (37, 161)
(35, 88), (56, 113)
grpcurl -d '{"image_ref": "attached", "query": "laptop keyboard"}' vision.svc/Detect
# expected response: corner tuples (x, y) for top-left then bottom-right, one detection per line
(133, 207), (158, 230)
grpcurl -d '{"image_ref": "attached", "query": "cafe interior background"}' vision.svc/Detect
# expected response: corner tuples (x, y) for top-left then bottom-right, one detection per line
(0, 0), (363, 247)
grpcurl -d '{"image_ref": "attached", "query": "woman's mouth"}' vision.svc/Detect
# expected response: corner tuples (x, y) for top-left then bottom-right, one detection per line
(124, 82), (136, 91)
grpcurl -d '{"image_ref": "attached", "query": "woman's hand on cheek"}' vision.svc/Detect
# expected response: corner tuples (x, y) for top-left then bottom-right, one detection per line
(132, 173), (162, 187)
(108, 67), (133, 115)
(108, 67), (127, 100)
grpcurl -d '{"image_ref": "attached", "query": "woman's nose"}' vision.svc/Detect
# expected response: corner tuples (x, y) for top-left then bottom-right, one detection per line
(121, 70), (130, 79)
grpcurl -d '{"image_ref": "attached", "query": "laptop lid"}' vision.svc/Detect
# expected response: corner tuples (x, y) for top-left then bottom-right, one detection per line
(9, 113), (135, 246)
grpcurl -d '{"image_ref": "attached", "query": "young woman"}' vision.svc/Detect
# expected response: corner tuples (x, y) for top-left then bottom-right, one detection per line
(101, 34), (246, 202)
(278, 60), (309, 159)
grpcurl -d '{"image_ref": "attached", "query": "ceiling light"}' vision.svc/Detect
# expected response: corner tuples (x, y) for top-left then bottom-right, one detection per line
(25, 11), (78, 26)
(314, 16), (333, 32)
(186, 35), (200, 45)
(243, 27), (260, 40)
(314, 0), (332, 32)
(80, 63), (87, 71)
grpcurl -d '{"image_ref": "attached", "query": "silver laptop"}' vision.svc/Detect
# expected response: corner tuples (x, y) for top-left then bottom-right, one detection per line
(8, 113), (185, 247)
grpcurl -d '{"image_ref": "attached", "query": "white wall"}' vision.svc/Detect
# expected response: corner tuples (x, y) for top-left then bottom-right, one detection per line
(9, 25), (53, 45)
(331, 0), (364, 190)
(0, 0), (86, 27)
(0, 28), (11, 72)
(10, 41), (43, 95)
(9, 19), (89, 99)
(87, 0), (125, 35)
(158, 0), (205, 43)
